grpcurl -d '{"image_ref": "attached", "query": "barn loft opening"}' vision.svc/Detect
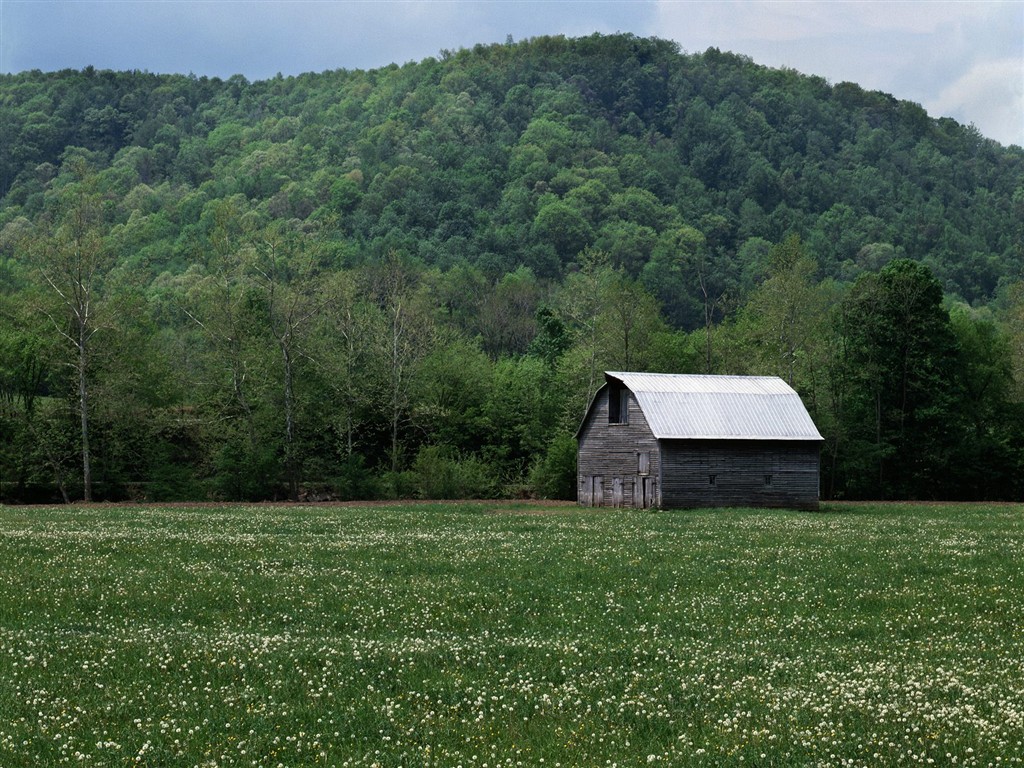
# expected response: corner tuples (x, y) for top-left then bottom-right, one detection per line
(608, 380), (627, 424)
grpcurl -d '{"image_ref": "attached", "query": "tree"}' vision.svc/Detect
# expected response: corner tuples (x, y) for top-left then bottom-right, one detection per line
(476, 266), (542, 358)
(594, 219), (657, 277)
(553, 253), (663, 430)
(596, 271), (664, 371)
(735, 234), (823, 386)
(836, 259), (961, 499)
(414, 333), (493, 455)
(529, 431), (578, 500)
(315, 269), (379, 460)
(26, 161), (111, 501)
(557, 249), (616, 420)
(642, 225), (728, 371)
(0, 296), (49, 501)
(947, 306), (1019, 499)
(366, 253), (435, 478)
(999, 280), (1024, 402)
(531, 200), (593, 262)
(178, 198), (279, 500)
(483, 356), (559, 476)
(245, 221), (328, 500)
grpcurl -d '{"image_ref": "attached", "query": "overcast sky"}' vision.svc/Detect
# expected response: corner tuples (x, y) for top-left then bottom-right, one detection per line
(1, 1), (1021, 146)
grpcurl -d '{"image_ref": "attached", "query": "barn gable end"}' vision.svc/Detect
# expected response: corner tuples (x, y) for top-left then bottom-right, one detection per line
(577, 372), (823, 510)
(577, 384), (661, 508)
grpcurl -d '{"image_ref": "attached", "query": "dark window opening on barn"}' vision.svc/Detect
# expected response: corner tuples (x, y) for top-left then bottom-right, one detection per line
(638, 451), (650, 476)
(764, 474), (773, 486)
(608, 383), (628, 424)
(708, 474), (717, 486)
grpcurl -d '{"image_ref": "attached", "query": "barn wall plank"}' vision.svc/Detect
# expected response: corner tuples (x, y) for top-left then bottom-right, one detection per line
(661, 440), (820, 510)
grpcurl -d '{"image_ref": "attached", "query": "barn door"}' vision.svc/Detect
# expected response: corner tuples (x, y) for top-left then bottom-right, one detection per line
(590, 476), (604, 507)
(635, 450), (653, 509)
(612, 477), (623, 508)
(579, 477), (590, 506)
(636, 476), (654, 508)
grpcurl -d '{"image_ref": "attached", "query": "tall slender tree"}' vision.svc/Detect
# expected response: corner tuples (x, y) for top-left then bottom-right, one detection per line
(316, 270), (378, 459)
(559, 249), (616, 419)
(28, 161), (110, 501)
(367, 253), (435, 477)
(178, 198), (276, 499)
(737, 234), (824, 386)
(246, 222), (327, 500)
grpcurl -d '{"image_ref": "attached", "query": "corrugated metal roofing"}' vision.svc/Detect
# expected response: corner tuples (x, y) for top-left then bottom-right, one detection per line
(605, 371), (824, 441)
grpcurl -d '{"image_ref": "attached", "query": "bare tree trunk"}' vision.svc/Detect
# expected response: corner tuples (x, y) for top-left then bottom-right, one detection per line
(390, 297), (404, 477)
(281, 340), (298, 500)
(698, 269), (715, 374)
(876, 389), (884, 499)
(78, 324), (92, 502)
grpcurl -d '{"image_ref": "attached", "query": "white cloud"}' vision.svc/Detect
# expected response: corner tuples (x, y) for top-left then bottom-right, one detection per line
(653, 0), (998, 45)
(930, 57), (1024, 146)
(650, 0), (1024, 146)
(650, 1), (918, 85)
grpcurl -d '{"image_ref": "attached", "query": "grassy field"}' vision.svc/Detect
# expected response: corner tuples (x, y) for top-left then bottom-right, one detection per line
(0, 501), (1023, 767)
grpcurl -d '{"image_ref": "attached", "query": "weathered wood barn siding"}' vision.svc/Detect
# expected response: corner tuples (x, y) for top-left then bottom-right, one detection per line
(577, 385), (661, 508)
(660, 440), (820, 510)
(577, 372), (823, 510)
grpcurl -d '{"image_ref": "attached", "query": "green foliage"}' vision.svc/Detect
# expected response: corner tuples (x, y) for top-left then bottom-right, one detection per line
(326, 453), (384, 501)
(3, 34), (1020, 301)
(1, 34), (1023, 502)
(945, 307), (1021, 499)
(483, 356), (561, 472)
(143, 440), (207, 502)
(834, 259), (962, 499)
(210, 435), (281, 501)
(730, 234), (827, 386)
(529, 431), (578, 500)
(411, 444), (498, 499)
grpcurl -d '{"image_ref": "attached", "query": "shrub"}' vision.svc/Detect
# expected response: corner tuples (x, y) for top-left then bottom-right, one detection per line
(412, 445), (498, 499)
(210, 438), (280, 501)
(529, 432), (577, 500)
(328, 453), (384, 500)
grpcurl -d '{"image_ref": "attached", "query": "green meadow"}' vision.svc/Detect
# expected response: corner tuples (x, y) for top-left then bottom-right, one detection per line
(1, 502), (1022, 767)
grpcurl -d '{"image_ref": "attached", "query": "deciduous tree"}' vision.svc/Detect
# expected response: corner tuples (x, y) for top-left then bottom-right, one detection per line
(245, 221), (328, 500)
(27, 161), (110, 501)
(836, 259), (960, 499)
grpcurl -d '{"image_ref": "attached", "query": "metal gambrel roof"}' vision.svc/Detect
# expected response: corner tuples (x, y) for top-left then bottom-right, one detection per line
(605, 371), (824, 441)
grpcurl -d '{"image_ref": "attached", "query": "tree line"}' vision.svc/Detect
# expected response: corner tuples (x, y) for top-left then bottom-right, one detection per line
(4, 166), (1024, 502)
(1, 33), (1023, 502)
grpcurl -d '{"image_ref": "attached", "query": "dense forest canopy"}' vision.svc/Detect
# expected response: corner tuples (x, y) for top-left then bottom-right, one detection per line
(2, 33), (1024, 503)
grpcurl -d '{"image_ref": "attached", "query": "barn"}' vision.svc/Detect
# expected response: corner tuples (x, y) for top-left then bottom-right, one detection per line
(576, 371), (823, 510)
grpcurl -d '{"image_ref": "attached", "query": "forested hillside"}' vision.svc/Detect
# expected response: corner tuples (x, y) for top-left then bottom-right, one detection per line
(2, 33), (1024, 503)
